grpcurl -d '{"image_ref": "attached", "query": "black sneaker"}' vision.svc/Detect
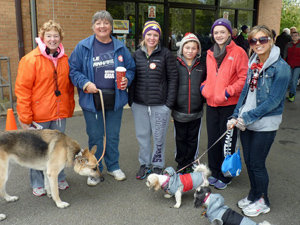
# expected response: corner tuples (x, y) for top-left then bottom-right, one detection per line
(136, 165), (151, 180)
(152, 167), (163, 175)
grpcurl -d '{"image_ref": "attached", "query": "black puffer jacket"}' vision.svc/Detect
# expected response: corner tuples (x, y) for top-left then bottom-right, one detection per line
(172, 57), (206, 122)
(128, 44), (178, 108)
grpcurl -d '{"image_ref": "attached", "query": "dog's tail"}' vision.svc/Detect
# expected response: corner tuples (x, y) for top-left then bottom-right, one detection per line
(193, 164), (211, 177)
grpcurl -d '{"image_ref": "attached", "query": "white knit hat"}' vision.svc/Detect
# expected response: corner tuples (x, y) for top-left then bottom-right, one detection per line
(176, 33), (201, 57)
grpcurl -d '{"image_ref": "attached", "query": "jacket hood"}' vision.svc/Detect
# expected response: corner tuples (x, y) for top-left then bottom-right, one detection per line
(35, 37), (65, 67)
(163, 167), (176, 176)
(206, 193), (228, 224)
(249, 45), (280, 70)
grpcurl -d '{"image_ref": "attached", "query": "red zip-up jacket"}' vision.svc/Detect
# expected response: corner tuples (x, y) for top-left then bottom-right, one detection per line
(201, 41), (248, 107)
(283, 40), (300, 68)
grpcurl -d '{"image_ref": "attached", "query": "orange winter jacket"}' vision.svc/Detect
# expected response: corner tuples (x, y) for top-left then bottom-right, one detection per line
(15, 47), (75, 124)
(201, 41), (248, 107)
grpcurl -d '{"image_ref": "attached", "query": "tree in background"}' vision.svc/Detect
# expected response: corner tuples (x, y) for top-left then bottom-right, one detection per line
(280, 0), (300, 31)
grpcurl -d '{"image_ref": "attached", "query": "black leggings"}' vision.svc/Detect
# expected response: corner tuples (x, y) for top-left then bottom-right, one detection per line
(206, 105), (237, 183)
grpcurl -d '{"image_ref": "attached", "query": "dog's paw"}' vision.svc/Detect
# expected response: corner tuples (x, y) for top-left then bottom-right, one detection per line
(0, 214), (6, 221)
(164, 194), (173, 199)
(47, 193), (52, 199)
(6, 195), (19, 202)
(173, 203), (181, 208)
(56, 201), (70, 209)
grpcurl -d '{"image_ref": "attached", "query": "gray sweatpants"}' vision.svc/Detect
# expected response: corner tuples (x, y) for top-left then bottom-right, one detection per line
(131, 103), (171, 169)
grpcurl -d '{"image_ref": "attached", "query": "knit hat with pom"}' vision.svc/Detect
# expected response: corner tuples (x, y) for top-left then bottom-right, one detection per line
(176, 32), (201, 57)
(142, 21), (162, 38)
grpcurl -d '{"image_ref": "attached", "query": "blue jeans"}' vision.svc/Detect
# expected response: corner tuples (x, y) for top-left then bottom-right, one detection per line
(240, 129), (276, 206)
(83, 108), (123, 172)
(30, 119), (67, 188)
(289, 67), (300, 96)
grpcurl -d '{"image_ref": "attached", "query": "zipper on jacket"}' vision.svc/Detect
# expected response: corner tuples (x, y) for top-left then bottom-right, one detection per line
(51, 60), (61, 120)
(178, 57), (201, 114)
(146, 58), (149, 104)
(188, 71), (191, 113)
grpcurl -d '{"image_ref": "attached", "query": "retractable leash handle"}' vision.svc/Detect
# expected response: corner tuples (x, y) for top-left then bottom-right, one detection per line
(96, 89), (106, 164)
(223, 129), (234, 157)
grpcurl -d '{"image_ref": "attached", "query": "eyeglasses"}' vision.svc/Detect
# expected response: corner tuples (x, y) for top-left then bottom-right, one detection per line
(249, 36), (271, 46)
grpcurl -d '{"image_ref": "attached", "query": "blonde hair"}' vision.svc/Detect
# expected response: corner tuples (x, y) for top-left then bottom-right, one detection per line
(248, 25), (274, 57)
(38, 20), (64, 41)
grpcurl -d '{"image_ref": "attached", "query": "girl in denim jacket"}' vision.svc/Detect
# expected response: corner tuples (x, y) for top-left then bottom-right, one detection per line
(227, 25), (291, 217)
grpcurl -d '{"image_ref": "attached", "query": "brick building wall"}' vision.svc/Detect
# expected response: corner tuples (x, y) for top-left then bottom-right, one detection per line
(0, 0), (105, 99)
(0, 0), (282, 101)
(257, 0), (283, 35)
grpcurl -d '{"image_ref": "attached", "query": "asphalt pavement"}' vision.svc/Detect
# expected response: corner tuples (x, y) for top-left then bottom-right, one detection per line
(0, 95), (299, 225)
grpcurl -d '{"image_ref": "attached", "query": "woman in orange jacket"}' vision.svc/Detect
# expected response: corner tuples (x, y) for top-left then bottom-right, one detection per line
(200, 18), (248, 190)
(15, 20), (75, 197)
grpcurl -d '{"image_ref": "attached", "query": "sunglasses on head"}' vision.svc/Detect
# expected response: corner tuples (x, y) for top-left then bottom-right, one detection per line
(249, 36), (271, 46)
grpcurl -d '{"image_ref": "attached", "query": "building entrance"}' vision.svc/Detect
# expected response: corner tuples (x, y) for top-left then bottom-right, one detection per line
(107, 0), (255, 54)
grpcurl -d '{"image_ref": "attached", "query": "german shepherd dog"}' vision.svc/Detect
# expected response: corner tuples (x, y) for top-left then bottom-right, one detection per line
(0, 129), (103, 210)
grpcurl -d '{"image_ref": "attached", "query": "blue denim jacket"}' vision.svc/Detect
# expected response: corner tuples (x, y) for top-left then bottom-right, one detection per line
(232, 46), (291, 125)
(69, 35), (135, 113)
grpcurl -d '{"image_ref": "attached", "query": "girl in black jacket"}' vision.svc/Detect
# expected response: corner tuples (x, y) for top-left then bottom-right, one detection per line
(129, 21), (178, 179)
(172, 33), (206, 173)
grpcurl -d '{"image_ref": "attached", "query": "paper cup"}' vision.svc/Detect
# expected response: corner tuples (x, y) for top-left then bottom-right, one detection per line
(116, 66), (126, 89)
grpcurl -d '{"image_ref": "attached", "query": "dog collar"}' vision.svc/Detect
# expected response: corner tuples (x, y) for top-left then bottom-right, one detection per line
(161, 175), (170, 193)
(75, 149), (85, 159)
(203, 192), (211, 204)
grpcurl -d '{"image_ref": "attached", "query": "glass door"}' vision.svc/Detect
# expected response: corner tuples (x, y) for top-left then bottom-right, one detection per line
(169, 8), (192, 55)
(195, 9), (215, 54)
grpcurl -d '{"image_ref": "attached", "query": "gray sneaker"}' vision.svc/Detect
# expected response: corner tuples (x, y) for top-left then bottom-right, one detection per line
(136, 165), (151, 180)
(152, 167), (163, 175)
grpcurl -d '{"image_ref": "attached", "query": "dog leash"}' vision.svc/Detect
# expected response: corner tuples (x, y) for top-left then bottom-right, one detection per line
(176, 129), (230, 174)
(96, 89), (106, 164)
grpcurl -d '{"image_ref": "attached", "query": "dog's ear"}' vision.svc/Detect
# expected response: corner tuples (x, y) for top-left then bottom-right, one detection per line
(90, 145), (97, 155)
(82, 148), (89, 156)
(153, 176), (161, 191)
(194, 191), (204, 208)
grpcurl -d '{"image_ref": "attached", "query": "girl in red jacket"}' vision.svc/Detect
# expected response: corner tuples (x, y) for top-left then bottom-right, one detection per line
(200, 18), (248, 189)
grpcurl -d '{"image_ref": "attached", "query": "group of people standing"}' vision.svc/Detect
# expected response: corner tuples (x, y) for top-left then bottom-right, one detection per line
(15, 10), (291, 219)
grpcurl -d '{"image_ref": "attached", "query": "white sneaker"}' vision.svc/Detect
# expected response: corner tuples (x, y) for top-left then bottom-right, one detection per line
(0, 214), (6, 221)
(107, 169), (126, 181)
(238, 196), (252, 209)
(258, 221), (271, 225)
(32, 187), (46, 196)
(87, 176), (100, 186)
(242, 198), (270, 217)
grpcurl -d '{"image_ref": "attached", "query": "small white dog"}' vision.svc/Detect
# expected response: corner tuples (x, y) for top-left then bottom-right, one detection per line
(146, 164), (210, 208)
